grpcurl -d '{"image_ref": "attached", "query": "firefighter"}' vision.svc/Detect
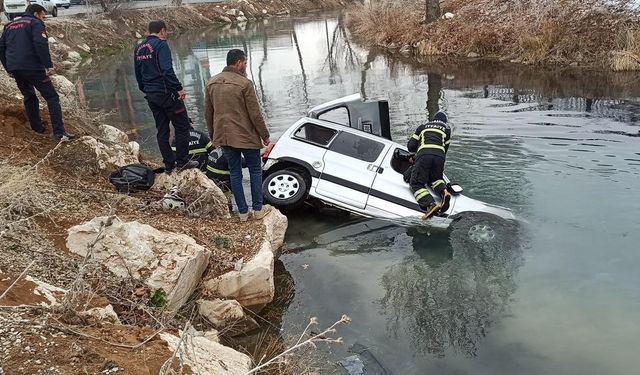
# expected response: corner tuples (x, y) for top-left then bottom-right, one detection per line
(171, 128), (213, 170)
(407, 111), (452, 219)
(134, 20), (198, 173)
(0, 4), (74, 140)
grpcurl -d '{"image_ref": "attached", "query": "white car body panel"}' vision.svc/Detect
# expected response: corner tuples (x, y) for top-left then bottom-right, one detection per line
(4, 0), (56, 17)
(264, 95), (517, 227)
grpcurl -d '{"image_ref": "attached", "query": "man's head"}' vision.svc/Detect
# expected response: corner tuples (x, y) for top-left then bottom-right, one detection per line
(226, 49), (247, 74)
(433, 111), (448, 124)
(25, 4), (47, 21)
(148, 20), (168, 40)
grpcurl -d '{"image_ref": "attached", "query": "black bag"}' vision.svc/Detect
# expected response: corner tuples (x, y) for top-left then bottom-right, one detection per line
(109, 164), (158, 193)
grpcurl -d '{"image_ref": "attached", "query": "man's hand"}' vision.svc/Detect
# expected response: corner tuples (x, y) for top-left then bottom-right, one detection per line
(178, 89), (186, 101)
(46, 68), (55, 76)
(262, 138), (271, 147)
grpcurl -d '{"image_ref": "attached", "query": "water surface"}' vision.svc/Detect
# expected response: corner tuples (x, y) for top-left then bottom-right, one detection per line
(79, 14), (640, 375)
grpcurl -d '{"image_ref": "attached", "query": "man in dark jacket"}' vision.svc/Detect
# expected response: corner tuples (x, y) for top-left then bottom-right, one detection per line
(134, 20), (197, 173)
(204, 49), (271, 221)
(0, 4), (73, 141)
(407, 111), (452, 219)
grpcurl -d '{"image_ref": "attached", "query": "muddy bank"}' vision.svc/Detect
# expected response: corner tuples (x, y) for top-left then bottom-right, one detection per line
(347, 0), (640, 71)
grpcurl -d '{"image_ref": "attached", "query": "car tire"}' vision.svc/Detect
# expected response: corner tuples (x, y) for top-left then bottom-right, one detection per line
(7, 14), (15, 21)
(52, 7), (58, 17)
(64, 6), (70, 8)
(448, 211), (520, 253)
(263, 169), (308, 210)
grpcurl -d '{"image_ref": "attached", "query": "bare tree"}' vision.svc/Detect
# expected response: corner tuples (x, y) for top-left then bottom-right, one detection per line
(425, 0), (441, 23)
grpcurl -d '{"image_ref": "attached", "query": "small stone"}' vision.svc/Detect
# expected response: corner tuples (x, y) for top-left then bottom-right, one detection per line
(262, 9), (267, 14)
(35, 360), (41, 365)
(58, 34), (64, 39)
(135, 32), (142, 39)
(68, 51), (82, 62)
(48, 37), (57, 44)
(467, 52), (480, 58)
(77, 43), (91, 53)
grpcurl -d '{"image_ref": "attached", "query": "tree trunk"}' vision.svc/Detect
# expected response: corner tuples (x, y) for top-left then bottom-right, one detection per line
(425, 0), (441, 23)
(426, 73), (442, 121)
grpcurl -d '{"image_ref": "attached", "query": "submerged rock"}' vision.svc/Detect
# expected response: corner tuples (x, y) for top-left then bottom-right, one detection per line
(338, 355), (364, 375)
(66, 216), (210, 313)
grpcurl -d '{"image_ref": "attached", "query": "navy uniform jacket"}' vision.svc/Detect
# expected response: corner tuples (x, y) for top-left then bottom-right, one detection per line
(0, 15), (53, 72)
(171, 129), (213, 169)
(133, 35), (183, 95)
(407, 120), (452, 158)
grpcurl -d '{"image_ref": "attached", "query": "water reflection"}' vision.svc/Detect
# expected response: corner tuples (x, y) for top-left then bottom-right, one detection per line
(381, 220), (524, 358)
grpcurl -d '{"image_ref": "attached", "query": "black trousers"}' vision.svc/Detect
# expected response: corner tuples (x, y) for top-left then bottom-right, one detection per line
(409, 154), (446, 210)
(13, 70), (65, 136)
(146, 92), (190, 168)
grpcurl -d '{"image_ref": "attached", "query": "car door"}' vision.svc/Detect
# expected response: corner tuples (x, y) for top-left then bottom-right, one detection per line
(315, 131), (390, 209)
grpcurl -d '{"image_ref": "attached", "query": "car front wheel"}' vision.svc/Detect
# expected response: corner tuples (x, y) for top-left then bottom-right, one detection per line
(263, 169), (308, 210)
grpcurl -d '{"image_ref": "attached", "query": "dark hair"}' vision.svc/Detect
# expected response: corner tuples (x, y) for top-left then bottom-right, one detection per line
(148, 20), (167, 34)
(25, 4), (47, 15)
(226, 49), (246, 66)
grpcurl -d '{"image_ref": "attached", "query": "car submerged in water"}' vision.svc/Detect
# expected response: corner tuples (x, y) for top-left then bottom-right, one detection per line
(261, 94), (516, 230)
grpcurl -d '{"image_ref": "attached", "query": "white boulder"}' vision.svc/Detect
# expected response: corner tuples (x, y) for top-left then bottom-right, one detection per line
(50, 136), (140, 176)
(160, 330), (252, 375)
(262, 208), (287, 252)
(78, 304), (121, 325)
(443, 12), (455, 20)
(77, 43), (91, 53)
(67, 51), (82, 62)
(153, 169), (230, 219)
(204, 240), (274, 308)
(197, 299), (259, 335)
(51, 75), (76, 107)
(99, 124), (129, 144)
(66, 216), (210, 313)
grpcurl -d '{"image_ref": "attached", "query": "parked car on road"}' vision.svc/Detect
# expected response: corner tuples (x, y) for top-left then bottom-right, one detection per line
(261, 94), (517, 229)
(4, 0), (58, 20)
(52, 0), (71, 9)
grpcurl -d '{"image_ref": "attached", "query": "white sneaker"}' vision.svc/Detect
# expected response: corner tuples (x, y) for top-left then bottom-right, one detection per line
(252, 205), (273, 220)
(237, 212), (249, 222)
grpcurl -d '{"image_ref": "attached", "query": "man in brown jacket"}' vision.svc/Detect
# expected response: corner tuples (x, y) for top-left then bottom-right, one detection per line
(204, 49), (271, 221)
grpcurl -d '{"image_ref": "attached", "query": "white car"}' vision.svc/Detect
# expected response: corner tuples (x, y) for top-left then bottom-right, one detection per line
(52, 0), (70, 9)
(4, 0), (58, 20)
(261, 94), (517, 229)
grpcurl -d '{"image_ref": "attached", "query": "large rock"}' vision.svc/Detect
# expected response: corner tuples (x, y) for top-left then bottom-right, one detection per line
(262, 208), (287, 252)
(153, 169), (230, 219)
(160, 330), (252, 375)
(51, 75), (76, 107)
(49, 136), (139, 176)
(204, 241), (274, 308)
(66, 216), (210, 313)
(197, 299), (259, 335)
(98, 124), (129, 144)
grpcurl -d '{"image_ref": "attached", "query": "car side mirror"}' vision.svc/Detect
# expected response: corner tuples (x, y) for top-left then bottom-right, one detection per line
(449, 183), (463, 194)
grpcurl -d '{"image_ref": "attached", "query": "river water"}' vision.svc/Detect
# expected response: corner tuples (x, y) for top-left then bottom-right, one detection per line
(79, 14), (640, 375)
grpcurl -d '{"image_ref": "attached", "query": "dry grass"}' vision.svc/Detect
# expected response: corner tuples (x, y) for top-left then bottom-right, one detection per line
(347, 0), (640, 69)
(611, 30), (640, 71)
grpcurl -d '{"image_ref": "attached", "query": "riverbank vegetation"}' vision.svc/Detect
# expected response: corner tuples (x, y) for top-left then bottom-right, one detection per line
(347, 0), (640, 70)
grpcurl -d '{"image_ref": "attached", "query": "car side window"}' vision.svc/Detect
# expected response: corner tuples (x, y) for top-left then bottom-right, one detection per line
(329, 132), (385, 162)
(318, 107), (350, 126)
(293, 123), (338, 146)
